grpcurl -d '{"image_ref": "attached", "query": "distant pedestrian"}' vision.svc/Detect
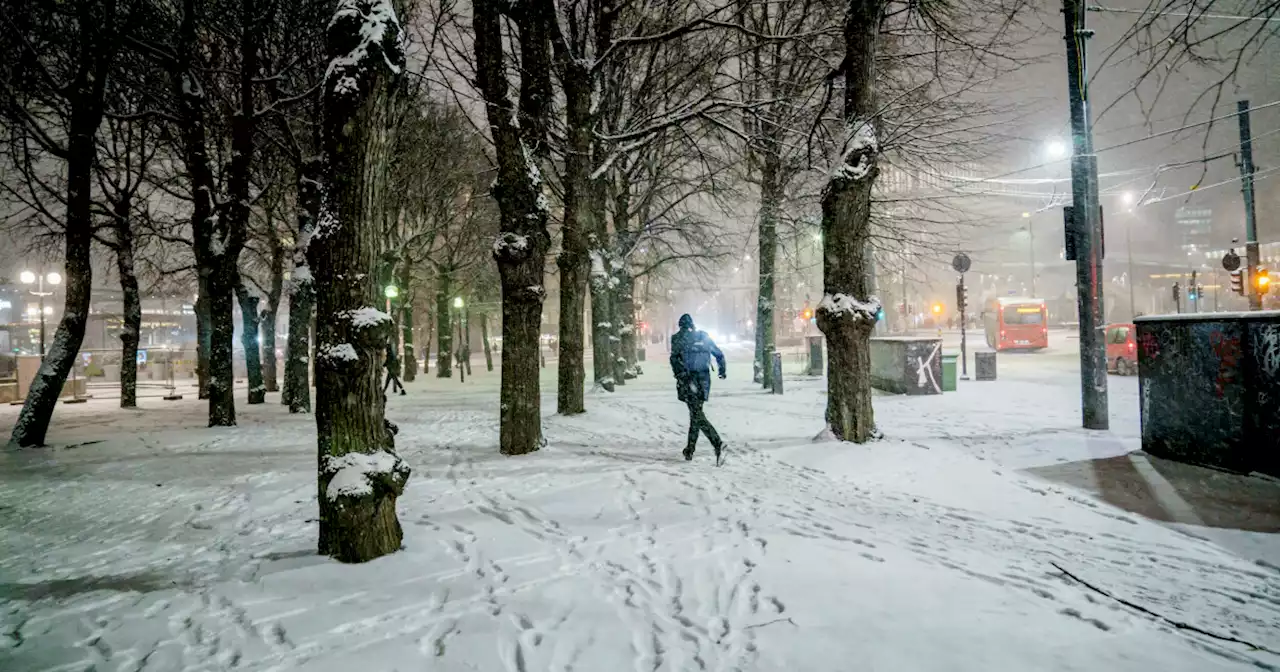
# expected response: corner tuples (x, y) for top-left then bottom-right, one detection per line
(384, 341), (406, 396)
(669, 314), (727, 465)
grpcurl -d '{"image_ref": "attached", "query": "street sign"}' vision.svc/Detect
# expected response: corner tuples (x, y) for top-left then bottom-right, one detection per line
(137, 349), (147, 364)
(1222, 250), (1241, 272)
(951, 253), (971, 274)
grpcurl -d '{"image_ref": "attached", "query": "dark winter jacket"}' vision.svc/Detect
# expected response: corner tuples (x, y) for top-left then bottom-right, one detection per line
(670, 319), (725, 403)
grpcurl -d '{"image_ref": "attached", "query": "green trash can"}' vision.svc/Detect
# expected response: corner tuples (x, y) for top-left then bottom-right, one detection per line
(940, 353), (958, 392)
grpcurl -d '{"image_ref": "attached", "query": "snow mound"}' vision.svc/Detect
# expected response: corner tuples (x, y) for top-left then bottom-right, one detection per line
(345, 307), (391, 327)
(818, 293), (880, 320)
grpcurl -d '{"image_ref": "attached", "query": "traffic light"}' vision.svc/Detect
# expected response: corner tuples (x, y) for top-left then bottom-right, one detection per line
(801, 308), (814, 320)
(955, 280), (968, 310)
(1230, 270), (1244, 295)
(1257, 268), (1271, 295)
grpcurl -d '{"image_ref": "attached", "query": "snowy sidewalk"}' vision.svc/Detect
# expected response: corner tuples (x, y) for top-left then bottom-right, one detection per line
(1, 357), (1278, 671)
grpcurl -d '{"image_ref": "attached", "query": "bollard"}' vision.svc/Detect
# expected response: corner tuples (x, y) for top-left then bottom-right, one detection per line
(806, 336), (824, 375)
(771, 352), (784, 395)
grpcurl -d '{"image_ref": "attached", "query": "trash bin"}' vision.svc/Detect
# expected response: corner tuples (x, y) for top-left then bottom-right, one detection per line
(940, 353), (958, 391)
(975, 351), (997, 381)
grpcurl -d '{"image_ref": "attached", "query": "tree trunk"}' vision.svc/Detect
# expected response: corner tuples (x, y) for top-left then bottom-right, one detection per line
(196, 287), (211, 399)
(553, 57), (590, 413)
(815, 0), (882, 443)
(434, 271), (453, 377)
(9, 95), (101, 447)
(399, 262), (416, 382)
(615, 265), (639, 378)
(755, 160), (782, 388)
(474, 0), (550, 455)
(115, 201), (141, 409)
(422, 307), (432, 376)
(401, 303), (416, 382)
(589, 250), (617, 391)
(207, 264), (239, 425)
(481, 312), (494, 371)
(236, 284), (265, 404)
(283, 156), (321, 413)
(462, 306), (473, 376)
(608, 254), (628, 385)
(263, 227), (285, 392)
(313, 0), (410, 563)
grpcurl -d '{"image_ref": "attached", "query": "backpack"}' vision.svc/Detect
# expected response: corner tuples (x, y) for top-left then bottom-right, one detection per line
(680, 331), (713, 374)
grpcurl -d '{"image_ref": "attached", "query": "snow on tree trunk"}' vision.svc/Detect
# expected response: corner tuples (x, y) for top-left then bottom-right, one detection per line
(615, 265), (639, 379)
(815, 0), (883, 443)
(608, 254), (628, 385)
(10, 104), (100, 447)
(283, 157), (321, 413)
(588, 248), (617, 392)
(263, 229), (285, 392)
(473, 0), (551, 455)
(553, 57), (591, 414)
(434, 271), (453, 378)
(236, 284), (265, 404)
(115, 200), (141, 409)
(481, 312), (494, 372)
(313, 0), (410, 563)
(754, 161), (782, 388)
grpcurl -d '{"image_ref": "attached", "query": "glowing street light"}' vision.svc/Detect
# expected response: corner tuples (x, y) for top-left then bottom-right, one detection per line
(453, 296), (464, 309)
(384, 284), (399, 299)
(1122, 191), (1135, 206)
(1045, 139), (1068, 160)
(19, 269), (61, 358)
(1021, 212), (1031, 218)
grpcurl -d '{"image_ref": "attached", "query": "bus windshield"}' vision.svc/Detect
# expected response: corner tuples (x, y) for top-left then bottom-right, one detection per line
(1002, 305), (1044, 325)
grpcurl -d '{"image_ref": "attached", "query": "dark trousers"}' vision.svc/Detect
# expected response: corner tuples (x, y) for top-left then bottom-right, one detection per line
(384, 372), (405, 395)
(686, 398), (722, 451)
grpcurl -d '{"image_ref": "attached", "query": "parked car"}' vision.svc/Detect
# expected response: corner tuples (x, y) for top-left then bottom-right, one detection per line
(1105, 323), (1138, 375)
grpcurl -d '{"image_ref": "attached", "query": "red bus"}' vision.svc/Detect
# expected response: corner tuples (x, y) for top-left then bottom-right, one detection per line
(983, 297), (1049, 351)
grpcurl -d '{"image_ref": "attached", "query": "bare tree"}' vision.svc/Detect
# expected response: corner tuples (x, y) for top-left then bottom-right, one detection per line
(313, 0), (411, 563)
(472, 0), (554, 454)
(2, 0), (141, 446)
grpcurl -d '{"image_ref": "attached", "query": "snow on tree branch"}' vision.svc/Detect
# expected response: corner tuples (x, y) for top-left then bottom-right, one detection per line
(343, 307), (392, 327)
(324, 451), (407, 500)
(318, 343), (359, 361)
(831, 121), (878, 182)
(326, 0), (405, 101)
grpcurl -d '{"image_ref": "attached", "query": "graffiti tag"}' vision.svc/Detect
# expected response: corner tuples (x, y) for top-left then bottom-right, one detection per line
(1210, 330), (1242, 398)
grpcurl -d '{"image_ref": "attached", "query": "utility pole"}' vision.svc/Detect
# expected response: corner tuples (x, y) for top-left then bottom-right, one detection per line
(1062, 0), (1109, 430)
(1237, 99), (1263, 311)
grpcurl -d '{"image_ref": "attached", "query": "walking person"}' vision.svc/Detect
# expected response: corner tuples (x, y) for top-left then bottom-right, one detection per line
(384, 340), (406, 396)
(669, 314), (727, 465)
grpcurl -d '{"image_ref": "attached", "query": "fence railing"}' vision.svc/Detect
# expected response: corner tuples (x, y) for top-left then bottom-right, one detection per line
(73, 346), (189, 400)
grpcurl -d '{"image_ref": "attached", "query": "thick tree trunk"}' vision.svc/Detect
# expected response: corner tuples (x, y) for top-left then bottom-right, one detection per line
(755, 162), (782, 388)
(588, 250), (617, 391)
(314, 0), (410, 563)
(553, 57), (590, 413)
(207, 267), (239, 424)
(236, 285), (265, 404)
(10, 104), (101, 446)
(283, 156), (321, 413)
(462, 307), (472, 376)
(434, 271), (453, 377)
(815, 0), (883, 443)
(481, 312), (494, 371)
(608, 255), (628, 385)
(115, 202), (141, 409)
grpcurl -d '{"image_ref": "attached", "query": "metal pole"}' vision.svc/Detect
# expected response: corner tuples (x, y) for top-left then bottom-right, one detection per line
(38, 290), (46, 358)
(1029, 222), (1036, 297)
(1062, 0), (1109, 430)
(1126, 215), (1136, 318)
(960, 274), (969, 379)
(1237, 99), (1262, 310)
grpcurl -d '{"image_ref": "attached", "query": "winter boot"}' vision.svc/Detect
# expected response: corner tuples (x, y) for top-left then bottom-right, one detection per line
(714, 443), (724, 466)
(683, 447), (695, 461)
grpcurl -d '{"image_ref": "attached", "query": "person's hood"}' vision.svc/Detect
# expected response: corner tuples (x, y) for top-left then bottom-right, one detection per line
(678, 314), (694, 330)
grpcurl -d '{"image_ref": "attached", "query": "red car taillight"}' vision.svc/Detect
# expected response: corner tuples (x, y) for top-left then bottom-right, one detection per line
(1128, 341), (1135, 350)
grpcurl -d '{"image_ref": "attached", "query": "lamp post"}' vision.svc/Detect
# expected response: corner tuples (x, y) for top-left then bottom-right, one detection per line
(1122, 192), (1138, 318)
(1020, 212), (1036, 297)
(20, 270), (62, 357)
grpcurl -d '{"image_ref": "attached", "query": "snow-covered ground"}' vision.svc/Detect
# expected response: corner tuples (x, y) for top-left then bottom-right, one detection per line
(1, 342), (1278, 671)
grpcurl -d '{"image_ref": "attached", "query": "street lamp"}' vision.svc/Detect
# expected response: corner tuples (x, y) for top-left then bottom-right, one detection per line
(1045, 139), (1068, 160)
(20, 269), (61, 357)
(384, 284), (399, 299)
(453, 296), (463, 309)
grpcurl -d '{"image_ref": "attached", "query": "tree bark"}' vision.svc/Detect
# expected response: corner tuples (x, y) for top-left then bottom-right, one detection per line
(262, 224), (285, 392)
(589, 249), (617, 391)
(236, 284), (265, 404)
(615, 265), (639, 378)
(9, 71), (104, 446)
(283, 156), (321, 413)
(114, 198), (142, 409)
(399, 263), (416, 382)
(314, 0), (410, 563)
(481, 312), (494, 371)
(553, 56), (590, 413)
(462, 305), (472, 376)
(474, 0), (550, 455)
(815, 0), (883, 443)
(754, 158), (782, 388)
(196, 288), (211, 399)
(434, 270), (453, 377)
(608, 254), (628, 385)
